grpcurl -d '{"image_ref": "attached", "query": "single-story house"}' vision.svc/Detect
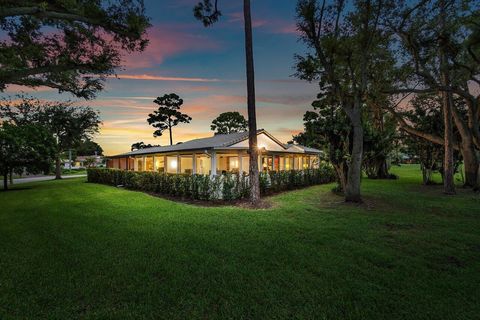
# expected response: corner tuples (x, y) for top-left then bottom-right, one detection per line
(107, 129), (322, 176)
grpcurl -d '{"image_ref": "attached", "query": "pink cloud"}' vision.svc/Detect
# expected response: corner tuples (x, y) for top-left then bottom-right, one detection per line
(227, 11), (268, 28)
(109, 74), (221, 82)
(122, 25), (221, 69)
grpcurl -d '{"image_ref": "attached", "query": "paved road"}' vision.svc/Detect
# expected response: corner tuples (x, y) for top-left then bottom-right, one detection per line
(9, 174), (87, 185)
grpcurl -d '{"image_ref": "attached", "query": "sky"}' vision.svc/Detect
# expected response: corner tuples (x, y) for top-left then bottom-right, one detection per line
(3, 0), (319, 155)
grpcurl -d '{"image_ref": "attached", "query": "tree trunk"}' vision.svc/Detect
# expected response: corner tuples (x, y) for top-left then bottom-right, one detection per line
(3, 169), (8, 191)
(461, 143), (479, 188)
(55, 156), (62, 180)
(243, 0), (260, 204)
(345, 112), (363, 202)
(441, 89), (456, 194)
(333, 163), (347, 192)
(439, 0), (456, 195)
(169, 125), (173, 146)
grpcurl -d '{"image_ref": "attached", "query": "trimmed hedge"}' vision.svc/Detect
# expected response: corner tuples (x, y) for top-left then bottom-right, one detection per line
(87, 164), (335, 201)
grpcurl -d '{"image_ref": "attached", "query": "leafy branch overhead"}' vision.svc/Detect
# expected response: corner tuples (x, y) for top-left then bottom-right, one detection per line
(0, 0), (151, 99)
(194, 0), (221, 27)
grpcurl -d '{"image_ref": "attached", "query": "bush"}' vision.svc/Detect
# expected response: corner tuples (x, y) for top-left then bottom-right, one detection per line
(87, 163), (335, 201)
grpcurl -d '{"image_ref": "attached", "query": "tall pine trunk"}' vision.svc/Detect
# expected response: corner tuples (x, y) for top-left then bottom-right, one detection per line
(439, 0), (455, 195)
(243, 0), (260, 204)
(55, 156), (62, 180)
(345, 108), (363, 202)
(169, 126), (173, 146)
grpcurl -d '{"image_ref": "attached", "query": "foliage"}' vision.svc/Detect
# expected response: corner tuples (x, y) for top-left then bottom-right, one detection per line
(87, 165), (335, 201)
(294, 98), (350, 192)
(362, 113), (398, 179)
(211, 111), (248, 134)
(131, 142), (160, 151)
(400, 94), (462, 185)
(75, 139), (103, 156)
(0, 0), (150, 99)
(295, 0), (395, 202)
(0, 122), (56, 189)
(147, 94), (192, 145)
(0, 96), (101, 178)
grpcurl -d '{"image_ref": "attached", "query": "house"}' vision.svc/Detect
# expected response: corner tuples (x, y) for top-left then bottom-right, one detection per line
(106, 129), (322, 176)
(74, 155), (105, 168)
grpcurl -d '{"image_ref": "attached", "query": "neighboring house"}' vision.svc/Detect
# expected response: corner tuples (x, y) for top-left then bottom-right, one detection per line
(65, 155), (104, 169)
(75, 155), (104, 168)
(107, 129), (322, 176)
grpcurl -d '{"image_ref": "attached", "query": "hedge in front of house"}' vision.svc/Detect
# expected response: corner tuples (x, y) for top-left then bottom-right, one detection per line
(87, 164), (335, 201)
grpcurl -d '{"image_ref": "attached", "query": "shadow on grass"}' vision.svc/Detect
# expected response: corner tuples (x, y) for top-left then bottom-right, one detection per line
(0, 186), (33, 192)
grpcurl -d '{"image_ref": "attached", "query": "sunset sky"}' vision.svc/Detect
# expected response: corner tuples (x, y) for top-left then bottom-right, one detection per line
(3, 0), (319, 155)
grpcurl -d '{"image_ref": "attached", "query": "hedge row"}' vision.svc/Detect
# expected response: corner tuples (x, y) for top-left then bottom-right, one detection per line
(87, 164), (335, 201)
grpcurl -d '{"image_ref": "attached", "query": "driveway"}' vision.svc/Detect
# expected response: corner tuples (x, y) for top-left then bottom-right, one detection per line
(10, 174), (87, 185)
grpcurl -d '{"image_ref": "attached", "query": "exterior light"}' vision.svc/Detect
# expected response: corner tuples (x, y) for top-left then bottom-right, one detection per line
(171, 159), (177, 169)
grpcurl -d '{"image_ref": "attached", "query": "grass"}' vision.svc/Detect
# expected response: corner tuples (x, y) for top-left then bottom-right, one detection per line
(0, 165), (479, 319)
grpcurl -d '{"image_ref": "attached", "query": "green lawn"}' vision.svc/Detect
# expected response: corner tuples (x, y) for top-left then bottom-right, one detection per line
(0, 165), (479, 319)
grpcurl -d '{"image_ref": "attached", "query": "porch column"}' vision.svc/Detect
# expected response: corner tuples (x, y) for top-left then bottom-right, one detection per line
(142, 156), (146, 171)
(238, 152), (243, 174)
(176, 154), (180, 174)
(152, 154), (155, 172)
(272, 155), (276, 171)
(192, 153), (197, 174)
(210, 151), (217, 177)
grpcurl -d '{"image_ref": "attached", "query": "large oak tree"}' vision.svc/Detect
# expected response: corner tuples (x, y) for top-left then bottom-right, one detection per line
(0, 0), (150, 99)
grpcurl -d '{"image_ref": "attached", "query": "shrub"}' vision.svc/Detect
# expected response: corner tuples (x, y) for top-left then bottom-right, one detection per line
(87, 162), (335, 201)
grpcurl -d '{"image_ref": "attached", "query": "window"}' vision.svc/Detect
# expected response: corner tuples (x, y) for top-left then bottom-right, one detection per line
(286, 157), (294, 171)
(167, 156), (178, 173)
(196, 155), (211, 175)
(145, 156), (154, 171)
(241, 156), (249, 174)
(180, 156), (193, 174)
(228, 156), (239, 173)
(279, 156), (285, 171)
(155, 155), (165, 173)
(135, 157), (144, 171)
(216, 154), (238, 174)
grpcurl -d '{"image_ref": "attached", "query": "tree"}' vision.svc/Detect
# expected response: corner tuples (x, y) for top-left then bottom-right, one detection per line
(294, 98), (351, 192)
(194, 0), (261, 204)
(0, 122), (56, 190)
(82, 157), (97, 168)
(400, 94), (462, 185)
(385, 0), (459, 194)
(0, 97), (101, 179)
(295, 0), (393, 202)
(0, 0), (150, 99)
(211, 111), (248, 134)
(147, 94), (191, 146)
(131, 142), (160, 151)
(76, 139), (103, 156)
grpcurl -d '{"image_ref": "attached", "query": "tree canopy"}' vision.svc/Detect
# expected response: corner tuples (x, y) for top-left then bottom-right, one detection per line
(0, 122), (56, 190)
(0, 0), (150, 99)
(211, 111), (248, 134)
(147, 94), (192, 146)
(0, 96), (101, 179)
